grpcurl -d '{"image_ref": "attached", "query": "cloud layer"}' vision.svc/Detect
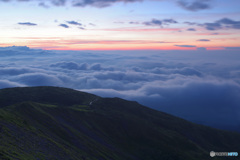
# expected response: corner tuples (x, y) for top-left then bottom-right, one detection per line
(1, 46), (240, 132)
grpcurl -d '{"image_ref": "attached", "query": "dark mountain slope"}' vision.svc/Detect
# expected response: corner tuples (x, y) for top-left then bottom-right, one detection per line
(0, 86), (97, 107)
(0, 86), (239, 160)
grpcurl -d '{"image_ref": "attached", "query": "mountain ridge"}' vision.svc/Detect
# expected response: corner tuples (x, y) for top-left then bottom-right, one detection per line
(0, 86), (239, 160)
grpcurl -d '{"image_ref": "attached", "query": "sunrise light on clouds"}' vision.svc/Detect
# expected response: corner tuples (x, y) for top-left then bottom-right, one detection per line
(0, 0), (239, 50)
(1, 2), (240, 155)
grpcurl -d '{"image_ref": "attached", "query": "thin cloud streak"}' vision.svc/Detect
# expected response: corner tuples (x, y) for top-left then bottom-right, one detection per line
(175, 45), (196, 48)
(18, 22), (37, 26)
(143, 18), (178, 27)
(177, 0), (212, 11)
(98, 27), (181, 32)
(197, 39), (210, 41)
(59, 24), (69, 28)
(66, 21), (82, 26)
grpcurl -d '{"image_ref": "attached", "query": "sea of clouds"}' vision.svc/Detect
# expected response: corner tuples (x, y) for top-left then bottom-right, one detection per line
(1, 46), (240, 132)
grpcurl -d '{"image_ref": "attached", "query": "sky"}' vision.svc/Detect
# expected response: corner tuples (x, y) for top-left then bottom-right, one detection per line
(0, 0), (240, 132)
(0, 0), (240, 50)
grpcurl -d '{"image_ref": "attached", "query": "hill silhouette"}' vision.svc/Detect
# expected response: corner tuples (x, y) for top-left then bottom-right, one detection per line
(0, 86), (239, 160)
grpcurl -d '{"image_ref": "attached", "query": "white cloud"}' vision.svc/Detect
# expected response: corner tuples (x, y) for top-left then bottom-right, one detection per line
(1, 46), (240, 132)
(14, 73), (63, 86)
(0, 80), (25, 89)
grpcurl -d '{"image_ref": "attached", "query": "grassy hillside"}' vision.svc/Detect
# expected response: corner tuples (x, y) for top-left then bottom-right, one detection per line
(0, 86), (239, 160)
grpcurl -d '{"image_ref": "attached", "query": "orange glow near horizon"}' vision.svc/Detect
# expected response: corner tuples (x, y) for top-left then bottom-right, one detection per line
(26, 42), (197, 51)
(0, 0), (240, 53)
(30, 45), (199, 51)
(0, 43), (236, 51)
(1, 36), (239, 51)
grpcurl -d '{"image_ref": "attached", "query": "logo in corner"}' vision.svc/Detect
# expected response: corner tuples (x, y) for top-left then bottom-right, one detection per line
(210, 151), (215, 157)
